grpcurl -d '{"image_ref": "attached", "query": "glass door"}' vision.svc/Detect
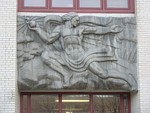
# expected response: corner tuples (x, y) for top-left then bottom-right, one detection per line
(20, 93), (130, 113)
(62, 95), (90, 113)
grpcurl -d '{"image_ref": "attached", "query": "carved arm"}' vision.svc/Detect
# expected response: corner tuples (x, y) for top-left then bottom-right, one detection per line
(83, 25), (123, 35)
(36, 29), (60, 44)
(28, 21), (60, 44)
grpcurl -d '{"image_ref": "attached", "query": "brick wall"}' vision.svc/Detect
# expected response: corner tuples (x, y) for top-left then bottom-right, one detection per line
(136, 0), (150, 113)
(0, 0), (18, 113)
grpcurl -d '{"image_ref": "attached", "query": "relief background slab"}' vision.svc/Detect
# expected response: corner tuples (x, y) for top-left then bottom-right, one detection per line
(17, 13), (137, 92)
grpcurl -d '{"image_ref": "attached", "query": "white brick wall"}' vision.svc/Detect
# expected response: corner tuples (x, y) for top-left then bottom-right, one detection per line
(136, 0), (150, 113)
(0, 0), (19, 113)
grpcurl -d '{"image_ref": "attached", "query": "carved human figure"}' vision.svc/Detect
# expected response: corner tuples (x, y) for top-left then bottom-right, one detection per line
(29, 12), (136, 89)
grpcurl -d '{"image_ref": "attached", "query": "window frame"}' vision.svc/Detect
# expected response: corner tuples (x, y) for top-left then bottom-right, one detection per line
(18, 0), (135, 13)
(20, 92), (131, 113)
(104, 0), (135, 13)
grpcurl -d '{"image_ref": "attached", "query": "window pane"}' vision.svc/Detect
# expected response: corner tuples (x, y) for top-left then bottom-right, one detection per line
(93, 95), (120, 113)
(31, 95), (59, 113)
(23, 95), (27, 113)
(80, 0), (101, 8)
(107, 0), (128, 8)
(52, 0), (73, 7)
(24, 0), (46, 7)
(62, 95), (90, 113)
(124, 94), (129, 113)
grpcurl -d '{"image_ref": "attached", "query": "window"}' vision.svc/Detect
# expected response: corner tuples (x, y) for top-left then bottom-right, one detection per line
(18, 0), (135, 13)
(52, 0), (74, 8)
(107, 0), (128, 8)
(20, 92), (131, 113)
(79, 0), (101, 8)
(24, 0), (46, 7)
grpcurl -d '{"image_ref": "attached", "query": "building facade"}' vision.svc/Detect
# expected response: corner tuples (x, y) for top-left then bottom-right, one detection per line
(0, 0), (150, 113)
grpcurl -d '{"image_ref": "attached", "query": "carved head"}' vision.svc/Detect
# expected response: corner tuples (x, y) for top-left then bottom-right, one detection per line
(62, 12), (79, 27)
(71, 16), (79, 27)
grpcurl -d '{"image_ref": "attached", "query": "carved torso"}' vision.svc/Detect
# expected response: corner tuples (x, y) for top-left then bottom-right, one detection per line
(60, 25), (84, 60)
(62, 26), (81, 48)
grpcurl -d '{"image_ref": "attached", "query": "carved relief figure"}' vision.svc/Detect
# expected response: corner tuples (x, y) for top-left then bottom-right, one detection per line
(17, 12), (137, 91)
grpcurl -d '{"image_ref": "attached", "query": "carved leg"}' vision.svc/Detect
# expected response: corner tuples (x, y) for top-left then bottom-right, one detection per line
(41, 51), (71, 87)
(107, 70), (137, 91)
(89, 62), (137, 91)
(89, 62), (108, 79)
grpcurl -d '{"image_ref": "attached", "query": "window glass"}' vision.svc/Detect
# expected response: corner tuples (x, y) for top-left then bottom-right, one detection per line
(93, 95), (120, 113)
(124, 94), (129, 113)
(62, 95), (90, 113)
(24, 0), (46, 7)
(107, 0), (128, 8)
(21, 93), (130, 113)
(19, 0), (134, 12)
(52, 0), (73, 7)
(23, 95), (27, 113)
(79, 0), (101, 8)
(31, 95), (59, 113)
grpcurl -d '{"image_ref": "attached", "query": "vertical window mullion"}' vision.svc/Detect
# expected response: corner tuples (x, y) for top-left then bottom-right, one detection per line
(90, 94), (93, 113)
(20, 95), (23, 113)
(120, 94), (124, 113)
(59, 94), (62, 113)
(27, 94), (31, 113)
(47, 0), (51, 9)
(128, 94), (131, 113)
(129, 0), (135, 12)
(102, 0), (106, 11)
(75, 0), (80, 10)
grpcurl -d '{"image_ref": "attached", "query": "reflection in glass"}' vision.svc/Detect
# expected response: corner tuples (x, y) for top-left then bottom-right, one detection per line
(62, 95), (90, 113)
(93, 95), (120, 113)
(124, 94), (129, 113)
(107, 0), (128, 8)
(31, 95), (59, 113)
(52, 0), (73, 7)
(80, 0), (101, 8)
(23, 95), (27, 113)
(24, 0), (46, 7)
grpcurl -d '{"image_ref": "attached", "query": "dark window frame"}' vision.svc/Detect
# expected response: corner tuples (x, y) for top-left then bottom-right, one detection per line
(18, 0), (135, 13)
(20, 92), (131, 113)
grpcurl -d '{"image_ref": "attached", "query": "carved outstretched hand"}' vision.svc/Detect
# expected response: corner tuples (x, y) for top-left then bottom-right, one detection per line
(28, 21), (40, 31)
(111, 25), (123, 33)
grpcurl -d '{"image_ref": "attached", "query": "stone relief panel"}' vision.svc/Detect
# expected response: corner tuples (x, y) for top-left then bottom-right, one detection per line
(17, 12), (137, 91)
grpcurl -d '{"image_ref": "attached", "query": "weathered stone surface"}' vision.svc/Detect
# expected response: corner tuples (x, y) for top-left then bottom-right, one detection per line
(17, 12), (137, 91)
